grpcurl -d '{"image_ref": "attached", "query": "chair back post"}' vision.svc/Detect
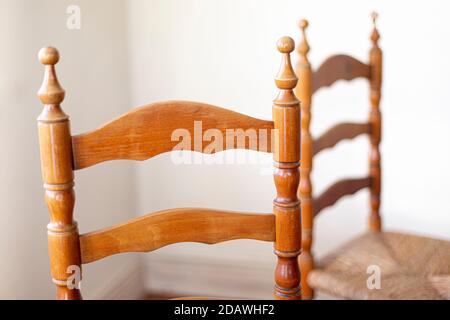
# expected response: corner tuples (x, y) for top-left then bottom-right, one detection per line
(295, 19), (315, 300)
(37, 47), (82, 300)
(368, 12), (382, 232)
(273, 37), (301, 300)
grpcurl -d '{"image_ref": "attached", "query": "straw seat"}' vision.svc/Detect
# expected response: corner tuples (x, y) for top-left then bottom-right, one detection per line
(308, 232), (450, 300)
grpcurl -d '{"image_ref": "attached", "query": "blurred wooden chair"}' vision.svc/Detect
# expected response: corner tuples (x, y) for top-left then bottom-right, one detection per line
(36, 37), (302, 300)
(295, 13), (450, 300)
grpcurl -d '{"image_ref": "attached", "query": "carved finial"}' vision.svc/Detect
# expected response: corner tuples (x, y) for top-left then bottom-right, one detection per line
(298, 19), (310, 57)
(370, 12), (380, 47)
(39, 47), (60, 65)
(299, 19), (309, 30)
(38, 47), (65, 105)
(275, 37), (298, 90)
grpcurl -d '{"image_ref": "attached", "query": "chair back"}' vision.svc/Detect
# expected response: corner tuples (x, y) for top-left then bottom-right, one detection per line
(37, 37), (302, 300)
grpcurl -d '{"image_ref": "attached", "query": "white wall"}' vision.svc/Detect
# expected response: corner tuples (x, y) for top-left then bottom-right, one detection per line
(127, 0), (450, 298)
(0, 0), (141, 299)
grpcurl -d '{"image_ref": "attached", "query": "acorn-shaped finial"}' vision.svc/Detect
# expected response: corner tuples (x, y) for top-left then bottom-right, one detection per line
(37, 47), (65, 105)
(275, 37), (298, 90)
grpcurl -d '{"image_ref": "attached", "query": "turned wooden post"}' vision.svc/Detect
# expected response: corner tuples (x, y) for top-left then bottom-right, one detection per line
(295, 19), (314, 300)
(37, 47), (82, 300)
(368, 12), (382, 232)
(273, 37), (301, 300)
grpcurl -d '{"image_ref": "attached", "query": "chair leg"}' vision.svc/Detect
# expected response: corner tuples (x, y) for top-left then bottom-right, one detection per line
(299, 249), (314, 299)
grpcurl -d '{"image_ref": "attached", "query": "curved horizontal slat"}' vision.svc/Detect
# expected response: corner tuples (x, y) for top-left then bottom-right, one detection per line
(312, 55), (370, 93)
(72, 101), (274, 170)
(313, 122), (370, 156)
(79, 208), (275, 264)
(313, 177), (371, 216)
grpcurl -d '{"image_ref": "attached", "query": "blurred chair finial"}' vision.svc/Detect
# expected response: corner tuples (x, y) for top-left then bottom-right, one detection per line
(275, 36), (298, 91)
(298, 19), (310, 58)
(371, 11), (378, 27)
(37, 47), (65, 105)
(370, 12), (380, 47)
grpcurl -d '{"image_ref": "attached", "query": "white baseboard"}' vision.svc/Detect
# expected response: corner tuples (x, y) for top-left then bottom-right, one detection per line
(92, 257), (145, 300)
(88, 254), (336, 300)
(144, 255), (275, 299)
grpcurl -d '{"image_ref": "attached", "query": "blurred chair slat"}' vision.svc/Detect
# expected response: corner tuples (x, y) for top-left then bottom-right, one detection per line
(312, 54), (370, 93)
(312, 122), (370, 156)
(312, 177), (371, 217)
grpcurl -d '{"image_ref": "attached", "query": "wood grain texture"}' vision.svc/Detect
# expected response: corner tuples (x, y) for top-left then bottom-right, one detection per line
(72, 101), (274, 170)
(80, 208), (275, 264)
(37, 47), (82, 300)
(312, 54), (370, 93)
(38, 38), (301, 300)
(273, 37), (301, 300)
(294, 19), (315, 300)
(313, 177), (371, 217)
(312, 122), (370, 156)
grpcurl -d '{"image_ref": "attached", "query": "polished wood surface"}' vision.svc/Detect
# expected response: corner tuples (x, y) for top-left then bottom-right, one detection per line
(368, 12), (382, 232)
(37, 37), (300, 300)
(80, 209), (275, 264)
(312, 177), (371, 216)
(273, 37), (301, 300)
(72, 101), (274, 170)
(312, 122), (370, 156)
(294, 14), (383, 299)
(312, 54), (370, 93)
(37, 47), (82, 300)
(294, 19), (314, 300)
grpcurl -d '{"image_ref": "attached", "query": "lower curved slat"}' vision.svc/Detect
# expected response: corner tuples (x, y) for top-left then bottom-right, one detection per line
(313, 177), (371, 217)
(80, 208), (275, 264)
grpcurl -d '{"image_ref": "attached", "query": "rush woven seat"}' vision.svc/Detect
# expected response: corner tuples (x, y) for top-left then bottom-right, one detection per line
(308, 232), (450, 300)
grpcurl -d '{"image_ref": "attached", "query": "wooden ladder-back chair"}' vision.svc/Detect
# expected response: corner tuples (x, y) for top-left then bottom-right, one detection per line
(295, 13), (450, 300)
(37, 37), (302, 300)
